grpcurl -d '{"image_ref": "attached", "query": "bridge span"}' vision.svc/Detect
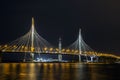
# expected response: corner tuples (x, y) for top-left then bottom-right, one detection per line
(0, 17), (119, 63)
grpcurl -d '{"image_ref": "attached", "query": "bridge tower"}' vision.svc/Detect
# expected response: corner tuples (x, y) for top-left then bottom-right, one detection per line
(58, 37), (62, 61)
(30, 17), (35, 61)
(78, 29), (82, 62)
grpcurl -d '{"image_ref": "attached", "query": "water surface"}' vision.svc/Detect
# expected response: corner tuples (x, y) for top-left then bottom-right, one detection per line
(0, 63), (120, 80)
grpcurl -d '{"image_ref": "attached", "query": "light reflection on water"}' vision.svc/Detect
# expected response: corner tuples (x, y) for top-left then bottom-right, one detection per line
(0, 63), (120, 80)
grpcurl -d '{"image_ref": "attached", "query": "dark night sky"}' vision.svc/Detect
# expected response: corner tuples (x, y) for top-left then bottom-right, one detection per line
(0, 0), (120, 55)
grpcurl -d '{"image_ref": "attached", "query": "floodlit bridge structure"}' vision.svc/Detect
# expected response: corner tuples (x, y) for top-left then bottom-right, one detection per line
(0, 18), (119, 62)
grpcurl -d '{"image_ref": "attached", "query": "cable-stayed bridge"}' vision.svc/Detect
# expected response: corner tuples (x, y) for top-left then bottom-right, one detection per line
(0, 18), (119, 62)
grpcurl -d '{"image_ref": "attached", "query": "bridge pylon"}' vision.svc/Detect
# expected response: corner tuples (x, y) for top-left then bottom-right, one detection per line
(30, 17), (35, 61)
(78, 29), (82, 62)
(58, 37), (62, 61)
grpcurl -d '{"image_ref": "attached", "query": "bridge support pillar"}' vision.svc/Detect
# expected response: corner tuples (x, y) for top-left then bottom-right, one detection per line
(31, 53), (34, 62)
(90, 56), (94, 62)
(23, 59), (26, 62)
(58, 54), (62, 61)
(96, 57), (99, 62)
(79, 55), (81, 62)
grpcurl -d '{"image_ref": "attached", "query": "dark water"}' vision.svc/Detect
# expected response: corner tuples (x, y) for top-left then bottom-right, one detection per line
(0, 63), (120, 80)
